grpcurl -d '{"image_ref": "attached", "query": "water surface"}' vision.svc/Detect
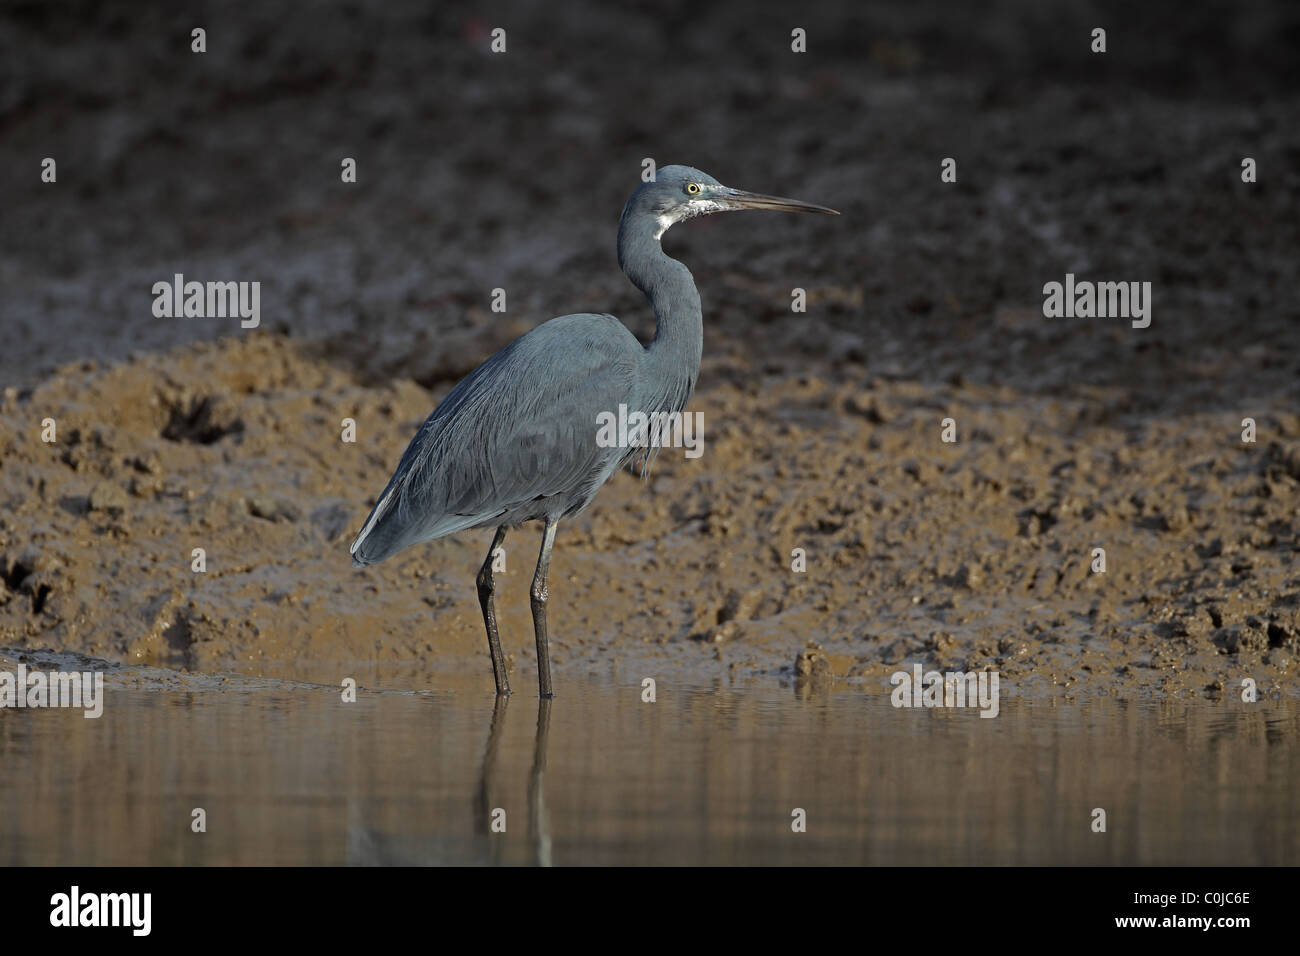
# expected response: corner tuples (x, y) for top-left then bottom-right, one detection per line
(1, 673), (1295, 865)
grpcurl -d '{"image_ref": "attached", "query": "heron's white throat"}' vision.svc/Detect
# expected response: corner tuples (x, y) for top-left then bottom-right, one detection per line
(655, 199), (726, 240)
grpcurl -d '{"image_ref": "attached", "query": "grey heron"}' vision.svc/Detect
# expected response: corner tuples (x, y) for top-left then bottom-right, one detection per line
(350, 165), (838, 696)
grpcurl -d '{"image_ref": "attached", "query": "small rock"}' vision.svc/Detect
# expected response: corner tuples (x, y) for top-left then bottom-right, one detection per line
(248, 496), (302, 523)
(957, 563), (984, 589)
(795, 643), (833, 681)
(708, 620), (742, 643)
(131, 453), (162, 475)
(17, 545), (63, 574)
(845, 392), (892, 423)
(88, 480), (129, 514)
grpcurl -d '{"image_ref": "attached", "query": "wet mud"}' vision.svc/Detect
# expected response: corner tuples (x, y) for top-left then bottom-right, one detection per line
(1, 328), (1297, 698)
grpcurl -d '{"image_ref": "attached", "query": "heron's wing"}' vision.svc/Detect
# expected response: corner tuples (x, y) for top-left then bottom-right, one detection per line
(351, 314), (641, 565)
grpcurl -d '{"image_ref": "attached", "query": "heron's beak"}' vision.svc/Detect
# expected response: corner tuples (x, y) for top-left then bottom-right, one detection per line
(718, 187), (839, 216)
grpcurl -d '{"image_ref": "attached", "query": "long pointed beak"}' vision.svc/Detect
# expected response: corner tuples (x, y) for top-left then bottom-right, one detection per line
(718, 187), (839, 216)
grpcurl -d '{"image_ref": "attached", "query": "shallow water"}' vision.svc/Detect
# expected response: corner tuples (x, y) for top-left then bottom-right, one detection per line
(1, 672), (1295, 865)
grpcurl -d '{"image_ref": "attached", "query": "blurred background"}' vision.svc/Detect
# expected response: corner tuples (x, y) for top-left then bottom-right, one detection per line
(2, 0), (1297, 405)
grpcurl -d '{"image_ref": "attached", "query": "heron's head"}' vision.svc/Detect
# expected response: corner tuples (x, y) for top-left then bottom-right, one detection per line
(624, 164), (839, 240)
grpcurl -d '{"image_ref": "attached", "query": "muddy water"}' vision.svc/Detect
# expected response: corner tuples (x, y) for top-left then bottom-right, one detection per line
(1, 665), (1295, 866)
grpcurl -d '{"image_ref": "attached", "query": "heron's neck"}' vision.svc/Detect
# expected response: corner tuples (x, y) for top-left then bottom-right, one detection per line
(617, 219), (702, 409)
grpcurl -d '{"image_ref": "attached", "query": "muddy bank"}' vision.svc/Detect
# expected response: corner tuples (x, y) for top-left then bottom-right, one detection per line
(1, 331), (1296, 697)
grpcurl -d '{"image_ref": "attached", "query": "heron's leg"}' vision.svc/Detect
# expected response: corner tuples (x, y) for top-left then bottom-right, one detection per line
(476, 525), (510, 696)
(530, 520), (559, 698)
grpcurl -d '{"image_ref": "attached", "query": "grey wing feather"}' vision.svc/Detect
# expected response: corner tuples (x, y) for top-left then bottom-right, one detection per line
(350, 314), (641, 566)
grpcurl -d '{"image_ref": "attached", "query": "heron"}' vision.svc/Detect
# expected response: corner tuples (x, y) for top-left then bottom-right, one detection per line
(350, 165), (838, 697)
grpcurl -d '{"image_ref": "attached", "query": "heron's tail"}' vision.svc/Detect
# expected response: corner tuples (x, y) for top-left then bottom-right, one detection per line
(350, 483), (489, 567)
(349, 485), (402, 567)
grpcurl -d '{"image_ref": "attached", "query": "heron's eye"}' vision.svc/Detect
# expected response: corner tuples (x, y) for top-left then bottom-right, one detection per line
(685, 183), (701, 195)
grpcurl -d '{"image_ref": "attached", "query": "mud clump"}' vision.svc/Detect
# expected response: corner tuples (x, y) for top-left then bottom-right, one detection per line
(87, 480), (129, 515)
(795, 644), (834, 684)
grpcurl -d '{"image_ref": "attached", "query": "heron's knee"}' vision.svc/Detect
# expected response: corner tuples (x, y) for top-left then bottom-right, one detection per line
(530, 578), (548, 608)
(476, 564), (495, 597)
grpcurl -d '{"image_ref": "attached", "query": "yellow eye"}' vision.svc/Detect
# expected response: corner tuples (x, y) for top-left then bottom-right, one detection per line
(685, 183), (700, 195)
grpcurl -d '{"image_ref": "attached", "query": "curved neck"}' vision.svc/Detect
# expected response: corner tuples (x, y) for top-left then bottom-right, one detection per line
(617, 213), (702, 409)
